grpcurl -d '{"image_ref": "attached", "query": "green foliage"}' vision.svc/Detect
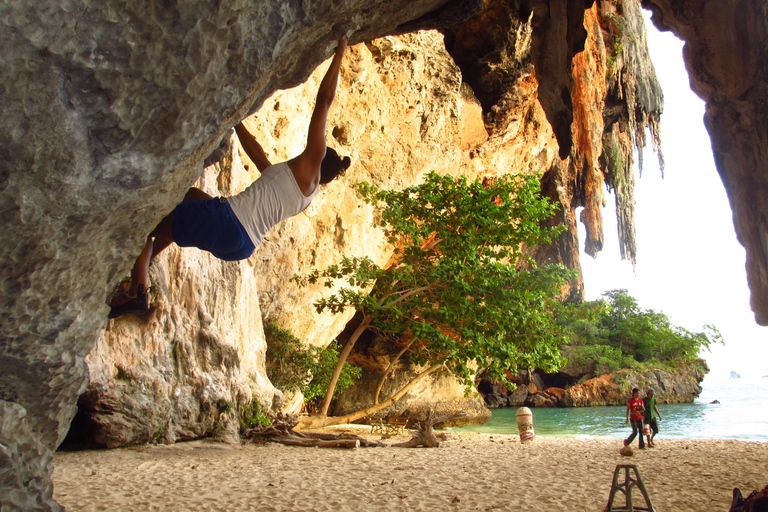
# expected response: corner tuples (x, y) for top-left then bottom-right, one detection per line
(574, 345), (624, 375)
(294, 171), (576, 394)
(303, 340), (362, 405)
(264, 322), (361, 407)
(264, 322), (316, 394)
(559, 289), (723, 374)
(238, 400), (272, 430)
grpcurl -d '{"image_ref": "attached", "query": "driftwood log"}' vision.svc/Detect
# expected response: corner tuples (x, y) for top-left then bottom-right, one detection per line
(243, 414), (383, 448)
(393, 411), (469, 448)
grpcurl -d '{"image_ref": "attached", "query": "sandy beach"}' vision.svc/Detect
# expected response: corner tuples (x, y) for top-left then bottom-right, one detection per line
(53, 429), (768, 512)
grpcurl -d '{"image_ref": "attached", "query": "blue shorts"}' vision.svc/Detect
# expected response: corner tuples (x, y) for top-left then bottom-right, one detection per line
(171, 197), (255, 261)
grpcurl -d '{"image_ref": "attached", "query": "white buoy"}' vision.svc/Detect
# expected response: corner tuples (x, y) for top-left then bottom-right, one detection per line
(516, 407), (535, 443)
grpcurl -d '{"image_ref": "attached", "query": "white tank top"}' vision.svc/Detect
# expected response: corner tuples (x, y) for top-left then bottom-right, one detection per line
(228, 161), (318, 246)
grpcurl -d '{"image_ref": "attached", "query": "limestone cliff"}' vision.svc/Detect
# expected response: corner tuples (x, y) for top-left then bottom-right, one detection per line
(71, 31), (497, 448)
(326, 0), (663, 418)
(2, 1), (767, 510)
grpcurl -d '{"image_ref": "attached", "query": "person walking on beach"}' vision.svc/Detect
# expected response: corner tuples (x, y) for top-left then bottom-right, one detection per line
(643, 388), (662, 447)
(109, 38), (351, 319)
(624, 388), (645, 449)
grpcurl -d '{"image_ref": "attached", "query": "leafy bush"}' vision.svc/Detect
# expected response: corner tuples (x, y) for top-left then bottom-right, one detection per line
(573, 344), (623, 375)
(303, 340), (362, 406)
(264, 322), (360, 409)
(264, 322), (316, 394)
(238, 400), (272, 430)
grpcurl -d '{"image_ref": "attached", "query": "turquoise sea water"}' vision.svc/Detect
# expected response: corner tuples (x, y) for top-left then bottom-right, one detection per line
(455, 376), (768, 442)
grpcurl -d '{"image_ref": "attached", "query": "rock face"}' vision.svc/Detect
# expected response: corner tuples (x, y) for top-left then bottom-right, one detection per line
(67, 155), (281, 449)
(70, 30), (491, 449)
(479, 360), (708, 408)
(1, 0), (767, 509)
(0, 2), (490, 509)
(330, 320), (492, 426)
(561, 362), (708, 406)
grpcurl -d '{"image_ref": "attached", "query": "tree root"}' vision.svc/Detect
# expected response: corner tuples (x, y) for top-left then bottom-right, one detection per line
(393, 410), (469, 448)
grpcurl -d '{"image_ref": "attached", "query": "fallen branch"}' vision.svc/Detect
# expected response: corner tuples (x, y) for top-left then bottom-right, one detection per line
(242, 414), (383, 448)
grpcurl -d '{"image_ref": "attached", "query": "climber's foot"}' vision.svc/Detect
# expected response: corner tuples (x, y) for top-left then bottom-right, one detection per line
(108, 285), (148, 318)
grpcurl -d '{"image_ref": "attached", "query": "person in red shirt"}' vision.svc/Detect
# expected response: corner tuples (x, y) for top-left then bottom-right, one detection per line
(624, 387), (646, 449)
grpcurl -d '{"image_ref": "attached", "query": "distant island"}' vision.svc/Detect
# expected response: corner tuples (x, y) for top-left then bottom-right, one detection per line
(479, 290), (720, 408)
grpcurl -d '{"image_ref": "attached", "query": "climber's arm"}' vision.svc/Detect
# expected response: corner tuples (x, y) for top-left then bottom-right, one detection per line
(235, 122), (272, 172)
(301, 37), (348, 170)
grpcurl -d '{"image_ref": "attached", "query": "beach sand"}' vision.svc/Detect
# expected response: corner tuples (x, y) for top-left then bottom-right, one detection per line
(53, 428), (768, 511)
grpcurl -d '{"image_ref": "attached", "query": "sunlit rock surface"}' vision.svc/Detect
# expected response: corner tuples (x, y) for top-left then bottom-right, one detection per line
(560, 362), (708, 407)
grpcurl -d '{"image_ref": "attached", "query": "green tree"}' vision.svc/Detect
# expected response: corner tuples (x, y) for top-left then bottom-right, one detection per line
(293, 172), (575, 428)
(560, 289), (723, 372)
(264, 322), (361, 411)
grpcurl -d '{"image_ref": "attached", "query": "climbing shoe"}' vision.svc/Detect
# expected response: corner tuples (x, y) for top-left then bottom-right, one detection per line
(108, 285), (149, 319)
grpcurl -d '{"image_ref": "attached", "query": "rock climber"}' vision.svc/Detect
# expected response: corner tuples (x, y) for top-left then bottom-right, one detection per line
(109, 38), (350, 318)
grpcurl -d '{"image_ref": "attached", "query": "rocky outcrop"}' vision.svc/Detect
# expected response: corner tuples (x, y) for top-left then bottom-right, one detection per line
(479, 360), (709, 408)
(561, 363), (708, 406)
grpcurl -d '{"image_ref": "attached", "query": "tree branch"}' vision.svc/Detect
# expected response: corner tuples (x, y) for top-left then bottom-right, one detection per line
(374, 336), (418, 404)
(383, 285), (433, 308)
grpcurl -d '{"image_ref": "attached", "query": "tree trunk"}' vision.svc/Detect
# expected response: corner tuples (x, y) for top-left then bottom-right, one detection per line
(318, 315), (372, 417)
(374, 337), (416, 404)
(299, 364), (443, 429)
(273, 436), (361, 449)
(243, 415), (382, 448)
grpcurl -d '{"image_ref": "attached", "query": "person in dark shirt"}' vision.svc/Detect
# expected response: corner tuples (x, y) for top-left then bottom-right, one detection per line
(643, 388), (662, 447)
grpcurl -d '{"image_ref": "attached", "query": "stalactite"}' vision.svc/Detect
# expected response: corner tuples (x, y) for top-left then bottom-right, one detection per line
(599, 0), (664, 266)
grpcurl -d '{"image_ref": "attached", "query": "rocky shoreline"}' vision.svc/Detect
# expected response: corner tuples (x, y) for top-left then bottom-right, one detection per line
(478, 359), (709, 409)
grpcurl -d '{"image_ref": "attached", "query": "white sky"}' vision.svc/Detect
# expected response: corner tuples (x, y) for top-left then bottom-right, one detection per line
(576, 12), (768, 380)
